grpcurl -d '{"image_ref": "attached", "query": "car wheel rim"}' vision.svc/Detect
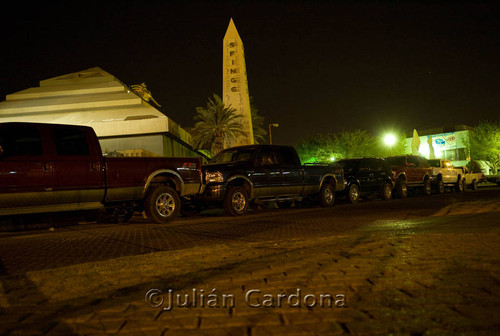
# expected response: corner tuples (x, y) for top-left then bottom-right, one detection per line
(232, 192), (246, 212)
(156, 193), (175, 217)
(385, 185), (392, 199)
(324, 187), (334, 204)
(350, 186), (359, 201)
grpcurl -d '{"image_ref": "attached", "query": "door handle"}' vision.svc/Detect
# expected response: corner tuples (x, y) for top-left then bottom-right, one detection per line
(43, 162), (52, 172)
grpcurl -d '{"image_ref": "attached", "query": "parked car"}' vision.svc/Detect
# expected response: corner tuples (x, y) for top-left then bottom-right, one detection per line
(199, 145), (344, 216)
(460, 166), (486, 190)
(0, 122), (203, 223)
(337, 158), (395, 203)
(427, 159), (464, 193)
(384, 155), (432, 198)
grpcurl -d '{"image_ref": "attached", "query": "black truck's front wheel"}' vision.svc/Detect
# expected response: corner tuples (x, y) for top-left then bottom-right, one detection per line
(145, 186), (180, 223)
(224, 186), (250, 216)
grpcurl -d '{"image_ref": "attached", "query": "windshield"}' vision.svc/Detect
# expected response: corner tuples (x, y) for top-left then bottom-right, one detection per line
(427, 159), (441, 167)
(385, 156), (406, 166)
(209, 148), (256, 164)
(338, 159), (360, 173)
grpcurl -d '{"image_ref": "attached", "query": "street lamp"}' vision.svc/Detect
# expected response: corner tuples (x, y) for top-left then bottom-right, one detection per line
(269, 123), (279, 144)
(384, 134), (396, 156)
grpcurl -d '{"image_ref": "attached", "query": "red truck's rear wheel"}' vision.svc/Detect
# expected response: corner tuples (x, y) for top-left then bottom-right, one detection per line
(145, 186), (180, 223)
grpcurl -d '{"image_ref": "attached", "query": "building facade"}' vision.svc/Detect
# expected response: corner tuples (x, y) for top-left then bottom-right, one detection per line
(0, 67), (205, 159)
(404, 125), (491, 174)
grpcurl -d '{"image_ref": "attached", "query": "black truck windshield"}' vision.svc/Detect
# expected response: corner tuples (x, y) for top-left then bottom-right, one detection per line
(209, 148), (256, 164)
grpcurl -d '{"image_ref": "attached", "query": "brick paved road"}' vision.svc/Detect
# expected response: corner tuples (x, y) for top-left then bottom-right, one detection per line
(0, 187), (499, 335)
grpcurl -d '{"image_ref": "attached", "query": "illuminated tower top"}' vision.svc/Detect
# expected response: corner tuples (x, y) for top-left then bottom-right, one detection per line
(223, 18), (254, 148)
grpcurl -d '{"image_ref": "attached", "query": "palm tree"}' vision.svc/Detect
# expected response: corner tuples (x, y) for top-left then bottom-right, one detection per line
(192, 94), (245, 156)
(250, 97), (267, 144)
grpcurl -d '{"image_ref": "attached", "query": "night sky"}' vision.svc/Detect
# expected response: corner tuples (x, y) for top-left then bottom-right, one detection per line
(2, 1), (499, 146)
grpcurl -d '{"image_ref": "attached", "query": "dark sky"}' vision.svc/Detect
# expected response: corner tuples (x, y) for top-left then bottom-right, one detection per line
(1, 1), (499, 146)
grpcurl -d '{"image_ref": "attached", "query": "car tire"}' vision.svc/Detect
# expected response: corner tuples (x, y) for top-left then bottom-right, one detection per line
(435, 178), (445, 194)
(455, 179), (464, 192)
(318, 183), (335, 207)
(380, 182), (392, 201)
(347, 184), (360, 204)
(144, 185), (180, 224)
(394, 179), (407, 198)
(224, 186), (250, 216)
(422, 177), (432, 196)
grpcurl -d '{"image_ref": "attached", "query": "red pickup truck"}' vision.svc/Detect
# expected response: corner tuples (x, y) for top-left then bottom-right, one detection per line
(0, 122), (203, 223)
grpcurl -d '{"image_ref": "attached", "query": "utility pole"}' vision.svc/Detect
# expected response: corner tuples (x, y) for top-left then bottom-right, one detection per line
(269, 123), (279, 144)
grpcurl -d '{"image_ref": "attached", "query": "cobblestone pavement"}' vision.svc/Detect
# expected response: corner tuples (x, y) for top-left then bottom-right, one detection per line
(0, 188), (499, 335)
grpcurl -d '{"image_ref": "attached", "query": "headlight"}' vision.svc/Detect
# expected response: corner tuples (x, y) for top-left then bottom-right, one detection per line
(206, 171), (224, 183)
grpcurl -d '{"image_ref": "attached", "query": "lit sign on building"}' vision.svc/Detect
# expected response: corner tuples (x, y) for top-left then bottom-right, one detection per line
(432, 132), (457, 150)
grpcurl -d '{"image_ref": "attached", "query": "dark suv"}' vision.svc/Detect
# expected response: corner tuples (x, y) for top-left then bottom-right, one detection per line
(337, 158), (395, 204)
(384, 155), (432, 198)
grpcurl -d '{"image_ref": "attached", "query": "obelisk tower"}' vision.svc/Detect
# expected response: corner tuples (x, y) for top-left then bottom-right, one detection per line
(223, 18), (254, 147)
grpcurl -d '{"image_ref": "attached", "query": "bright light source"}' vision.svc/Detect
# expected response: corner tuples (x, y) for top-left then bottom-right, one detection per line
(330, 156), (335, 162)
(384, 134), (396, 146)
(419, 146), (429, 157)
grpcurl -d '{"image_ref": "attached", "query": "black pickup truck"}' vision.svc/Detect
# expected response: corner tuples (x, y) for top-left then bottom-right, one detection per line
(199, 145), (344, 216)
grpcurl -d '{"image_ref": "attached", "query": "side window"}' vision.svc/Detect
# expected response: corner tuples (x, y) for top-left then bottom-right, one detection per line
(380, 160), (391, 172)
(276, 147), (300, 165)
(369, 159), (383, 171)
(419, 158), (430, 168)
(359, 159), (370, 171)
(0, 125), (42, 157)
(256, 148), (276, 166)
(53, 128), (89, 156)
(407, 156), (421, 167)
